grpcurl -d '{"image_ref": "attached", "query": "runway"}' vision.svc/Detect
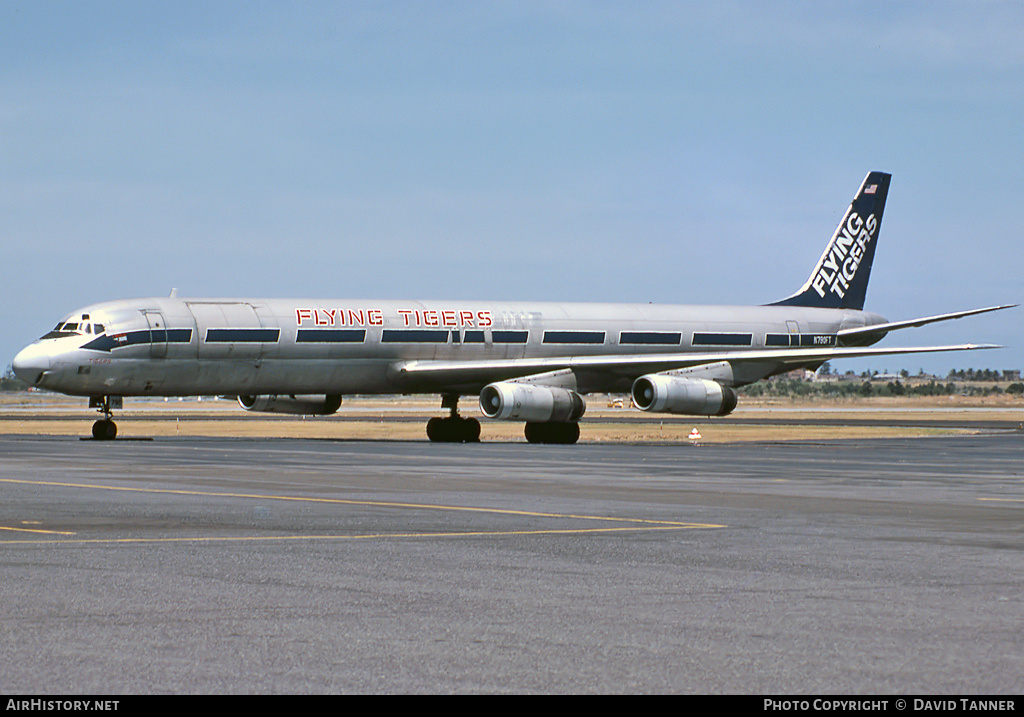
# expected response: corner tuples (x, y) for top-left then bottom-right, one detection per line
(1, 432), (1022, 693)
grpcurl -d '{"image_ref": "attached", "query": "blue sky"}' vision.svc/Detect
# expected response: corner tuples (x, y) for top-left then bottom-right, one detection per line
(3, 2), (1022, 377)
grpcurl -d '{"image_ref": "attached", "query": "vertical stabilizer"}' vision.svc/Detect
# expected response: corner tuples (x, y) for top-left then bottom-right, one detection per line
(770, 171), (891, 310)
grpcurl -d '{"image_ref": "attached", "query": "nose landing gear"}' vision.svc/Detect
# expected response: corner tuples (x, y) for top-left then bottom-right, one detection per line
(88, 396), (122, 440)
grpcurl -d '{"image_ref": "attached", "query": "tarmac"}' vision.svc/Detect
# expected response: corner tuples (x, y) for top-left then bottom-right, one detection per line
(1, 430), (1023, 693)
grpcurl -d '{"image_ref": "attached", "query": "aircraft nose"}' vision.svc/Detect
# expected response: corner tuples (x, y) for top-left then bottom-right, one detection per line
(12, 343), (52, 385)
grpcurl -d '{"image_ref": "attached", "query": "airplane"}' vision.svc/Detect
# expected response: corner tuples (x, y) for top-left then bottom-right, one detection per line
(11, 171), (1013, 443)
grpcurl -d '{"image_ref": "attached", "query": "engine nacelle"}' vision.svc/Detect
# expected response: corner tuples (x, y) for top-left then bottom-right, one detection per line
(479, 382), (586, 423)
(631, 375), (737, 416)
(238, 394), (342, 416)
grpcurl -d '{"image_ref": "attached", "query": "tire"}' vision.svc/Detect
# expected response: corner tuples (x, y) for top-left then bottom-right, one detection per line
(524, 422), (580, 444)
(426, 417), (444, 442)
(92, 420), (117, 440)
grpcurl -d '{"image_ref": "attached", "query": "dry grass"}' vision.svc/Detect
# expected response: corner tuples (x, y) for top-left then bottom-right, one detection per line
(3, 392), (1020, 443)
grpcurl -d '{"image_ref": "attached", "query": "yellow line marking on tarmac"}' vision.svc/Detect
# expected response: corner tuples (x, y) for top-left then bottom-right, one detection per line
(1, 525), (77, 536)
(0, 478), (724, 545)
(2, 526), (701, 546)
(978, 497), (1024, 503)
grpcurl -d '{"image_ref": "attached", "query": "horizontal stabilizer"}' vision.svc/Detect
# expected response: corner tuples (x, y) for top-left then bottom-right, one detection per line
(838, 304), (1017, 341)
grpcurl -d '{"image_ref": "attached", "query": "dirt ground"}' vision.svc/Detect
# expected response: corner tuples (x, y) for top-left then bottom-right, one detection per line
(2, 392), (1021, 443)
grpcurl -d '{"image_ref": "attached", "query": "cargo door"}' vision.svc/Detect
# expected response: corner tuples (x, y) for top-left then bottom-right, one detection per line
(187, 302), (280, 360)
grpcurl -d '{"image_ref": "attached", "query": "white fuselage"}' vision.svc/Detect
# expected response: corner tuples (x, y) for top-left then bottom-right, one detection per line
(13, 296), (885, 398)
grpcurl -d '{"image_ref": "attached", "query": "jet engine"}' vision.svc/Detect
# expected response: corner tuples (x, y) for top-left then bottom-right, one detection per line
(238, 394), (342, 416)
(630, 375), (737, 416)
(479, 381), (586, 423)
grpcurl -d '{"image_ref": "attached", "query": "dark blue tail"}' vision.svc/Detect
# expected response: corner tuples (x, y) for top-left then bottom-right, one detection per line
(770, 171), (891, 311)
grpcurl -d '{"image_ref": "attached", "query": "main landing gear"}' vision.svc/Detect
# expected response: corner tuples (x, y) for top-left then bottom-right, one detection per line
(426, 394), (481, 443)
(88, 396), (122, 440)
(425, 394), (581, 444)
(524, 421), (580, 445)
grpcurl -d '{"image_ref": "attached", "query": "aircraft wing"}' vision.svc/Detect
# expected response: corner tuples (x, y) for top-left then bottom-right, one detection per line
(392, 342), (1002, 393)
(838, 304), (1016, 342)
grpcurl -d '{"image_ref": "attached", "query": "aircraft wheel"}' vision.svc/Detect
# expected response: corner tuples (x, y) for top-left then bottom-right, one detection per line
(559, 422), (580, 445)
(427, 416), (481, 443)
(92, 419), (117, 440)
(524, 422), (579, 445)
(426, 417), (444, 442)
(463, 417), (481, 443)
(524, 422), (543, 444)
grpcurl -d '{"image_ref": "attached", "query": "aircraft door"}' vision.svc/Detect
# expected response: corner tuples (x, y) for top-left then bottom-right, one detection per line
(252, 304), (280, 360)
(186, 302), (278, 360)
(786, 320), (800, 346)
(143, 310), (168, 359)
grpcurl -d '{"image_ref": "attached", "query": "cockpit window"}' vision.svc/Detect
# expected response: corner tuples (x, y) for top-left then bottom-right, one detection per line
(39, 319), (106, 341)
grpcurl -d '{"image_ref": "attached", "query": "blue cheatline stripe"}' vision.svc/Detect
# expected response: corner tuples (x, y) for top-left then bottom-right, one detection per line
(619, 331), (681, 345)
(83, 329), (193, 352)
(381, 329), (450, 343)
(765, 333), (792, 347)
(491, 330), (528, 344)
(460, 330), (531, 344)
(206, 328), (280, 343)
(296, 329), (367, 343)
(148, 328), (193, 343)
(381, 329), (529, 344)
(543, 331), (605, 345)
(692, 332), (752, 346)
